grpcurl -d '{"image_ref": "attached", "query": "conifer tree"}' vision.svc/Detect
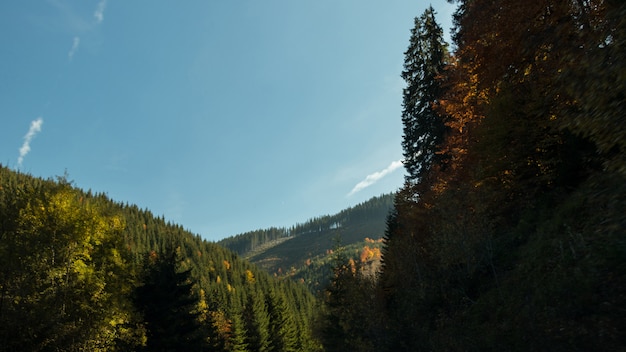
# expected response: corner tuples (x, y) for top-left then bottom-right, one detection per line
(320, 243), (379, 351)
(401, 6), (449, 183)
(266, 288), (298, 352)
(134, 249), (206, 351)
(228, 310), (249, 352)
(242, 291), (270, 352)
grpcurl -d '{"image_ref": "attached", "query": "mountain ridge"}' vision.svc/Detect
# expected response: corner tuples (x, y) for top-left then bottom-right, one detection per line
(218, 193), (394, 291)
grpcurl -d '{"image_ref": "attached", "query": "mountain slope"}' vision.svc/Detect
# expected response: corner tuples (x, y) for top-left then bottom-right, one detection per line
(219, 194), (394, 291)
(0, 165), (321, 351)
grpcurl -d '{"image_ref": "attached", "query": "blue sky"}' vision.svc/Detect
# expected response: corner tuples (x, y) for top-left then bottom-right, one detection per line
(0, 0), (455, 241)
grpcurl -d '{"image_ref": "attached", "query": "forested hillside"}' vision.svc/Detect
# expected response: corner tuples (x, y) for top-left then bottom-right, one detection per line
(0, 166), (321, 351)
(219, 194), (392, 291)
(321, 2), (626, 351)
(219, 194), (392, 256)
(2, 0), (625, 351)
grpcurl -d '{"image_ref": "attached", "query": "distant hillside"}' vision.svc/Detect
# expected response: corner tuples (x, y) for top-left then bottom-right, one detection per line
(218, 194), (394, 291)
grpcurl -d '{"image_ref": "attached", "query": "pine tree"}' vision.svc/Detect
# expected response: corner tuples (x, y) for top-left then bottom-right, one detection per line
(228, 310), (249, 352)
(134, 249), (206, 351)
(320, 243), (379, 352)
(266, 288), (298, 352)
(242, 291), (270, 352)
(401, 6), (449, 184)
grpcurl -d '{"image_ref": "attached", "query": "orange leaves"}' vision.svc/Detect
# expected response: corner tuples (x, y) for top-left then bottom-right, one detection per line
(347, 258), (357, 274)
(360, 248), (372, 263)
(359, 246), (381, 263)
(438, 57), (487, 135)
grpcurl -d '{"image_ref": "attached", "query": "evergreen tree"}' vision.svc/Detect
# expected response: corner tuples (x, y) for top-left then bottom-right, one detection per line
(401, 6), (449, 183)
(242, 291), (270, 352)
(375, 1), (626, 350)
(319, 244), (380, 352)
(196, 288), (229, 351)
(134, 249), (206, 351)
(0, 166), (322, 351)
(228, 310), (249, 352)
(266, 288), (298, 352)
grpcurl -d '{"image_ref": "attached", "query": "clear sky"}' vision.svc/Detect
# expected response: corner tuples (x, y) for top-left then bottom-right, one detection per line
(0, 0), (456, 242)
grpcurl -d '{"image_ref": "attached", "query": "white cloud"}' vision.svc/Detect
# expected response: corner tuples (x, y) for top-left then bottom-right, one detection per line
(17, 117), (44, 168)
(94, 0), (107, 24)
(68, 36), (80, 59)
(348, 160), (403, 196)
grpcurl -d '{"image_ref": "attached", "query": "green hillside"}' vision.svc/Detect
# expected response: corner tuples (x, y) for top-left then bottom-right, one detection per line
(0, 166), (321, 351)
(218, 194), (393, 291)
(2, 1), (625, 350)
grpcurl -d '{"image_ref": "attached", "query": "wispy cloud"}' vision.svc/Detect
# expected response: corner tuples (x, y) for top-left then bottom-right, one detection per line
(94, 0), (107, 24)
(68, 36), (80, 59)
(348, 160), (403, 196)
(17, 117), (44, 168)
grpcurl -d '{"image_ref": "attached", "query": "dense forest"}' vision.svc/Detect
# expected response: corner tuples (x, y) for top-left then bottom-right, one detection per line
(0, 166), (321, 351)
(322, 1), (626, 351)
(2, 0), (625, 351)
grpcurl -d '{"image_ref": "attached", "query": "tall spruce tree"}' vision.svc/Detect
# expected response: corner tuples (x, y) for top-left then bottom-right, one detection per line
(266, 288), (298, 352)
(401, 6), (449, 183)
(134, 249), (206, 351)
(242, 291), (270, 352)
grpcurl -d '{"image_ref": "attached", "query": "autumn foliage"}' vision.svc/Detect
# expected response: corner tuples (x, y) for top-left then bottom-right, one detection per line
(373, 1), (626, 350)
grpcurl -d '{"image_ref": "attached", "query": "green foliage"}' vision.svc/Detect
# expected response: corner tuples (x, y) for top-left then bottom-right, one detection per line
(319, 247), (382, 352)
(266, 288), (299, 352)
(227, 310), (249, 352)
(0, 170), (139, 351)
(242, 291), (270, 352)
(220, 194), (393, 293)
(134, 249), (206, 351)
(0, 165), (322, 351)
(401, 6), (450, 183)
(3, 1), (623, 350)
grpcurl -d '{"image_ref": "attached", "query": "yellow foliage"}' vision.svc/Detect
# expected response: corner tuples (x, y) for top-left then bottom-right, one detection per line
(10, 185), (135, 350)
(244, 269), (255, 284)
